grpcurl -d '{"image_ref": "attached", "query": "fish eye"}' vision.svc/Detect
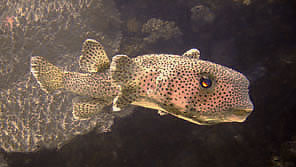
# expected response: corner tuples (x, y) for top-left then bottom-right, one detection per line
(200, 76), (212, 88)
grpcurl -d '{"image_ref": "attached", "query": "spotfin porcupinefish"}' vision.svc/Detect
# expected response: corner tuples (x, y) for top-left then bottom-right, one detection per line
(31, 39), (253, 125)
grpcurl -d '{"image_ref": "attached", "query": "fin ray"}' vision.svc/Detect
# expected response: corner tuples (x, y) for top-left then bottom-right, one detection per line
(72, 97), (108, 120)
(30, 56), (64, 93)
(110, 55), (140, 111)
(110, 55), (134, 84)
(79, 39), (109, 73)
(182, 49), (200, 59)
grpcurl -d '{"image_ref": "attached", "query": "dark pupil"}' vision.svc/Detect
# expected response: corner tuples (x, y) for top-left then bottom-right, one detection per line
(200, 77), (212, 88)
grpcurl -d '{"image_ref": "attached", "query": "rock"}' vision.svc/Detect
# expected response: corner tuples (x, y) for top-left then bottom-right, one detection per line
(0, 73), (115, 152)
(233, 0), (252, 6)
(0, 0), (122, 89)
(190, 5), (215, 32)
(141, 18), (182, 43)
(0, 0), (122, 154)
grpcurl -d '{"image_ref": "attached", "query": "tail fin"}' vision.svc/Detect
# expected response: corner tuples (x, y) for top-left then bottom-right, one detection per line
(30, 56), (64, 93)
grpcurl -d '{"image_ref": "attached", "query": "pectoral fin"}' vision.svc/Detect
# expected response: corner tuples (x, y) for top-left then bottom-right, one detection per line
(158, 110), (168, 116)
(110, 55), (135, 83)
(79, 39), (110, 73)
(112, 85), (138, 111)
(110, 55), (141, 111)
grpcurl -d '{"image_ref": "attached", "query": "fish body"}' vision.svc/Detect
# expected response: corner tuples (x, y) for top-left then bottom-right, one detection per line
(31, 39), (253, 125)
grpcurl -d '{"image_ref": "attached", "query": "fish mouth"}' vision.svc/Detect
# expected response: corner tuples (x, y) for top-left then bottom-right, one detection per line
(233, 107), (253, 113)
(225, 106), (254, 122)
(191, 106), (254, 125)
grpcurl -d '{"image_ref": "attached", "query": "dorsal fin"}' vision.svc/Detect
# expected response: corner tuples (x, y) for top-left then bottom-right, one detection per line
(79, 39), (110, 73)
(182, 48), (200, 59)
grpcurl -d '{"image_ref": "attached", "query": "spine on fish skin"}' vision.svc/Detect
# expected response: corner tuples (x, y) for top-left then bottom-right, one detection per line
(30, 56), (64, 93)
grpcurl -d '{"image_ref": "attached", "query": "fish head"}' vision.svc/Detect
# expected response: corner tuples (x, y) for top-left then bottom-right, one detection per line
(161, 58), (254, 125)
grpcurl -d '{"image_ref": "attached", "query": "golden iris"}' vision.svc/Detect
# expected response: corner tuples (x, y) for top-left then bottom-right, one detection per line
(200, 77), (212, 88)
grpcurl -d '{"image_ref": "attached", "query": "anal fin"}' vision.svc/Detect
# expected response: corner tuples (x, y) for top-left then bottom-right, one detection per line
(72, 97), (109, 120)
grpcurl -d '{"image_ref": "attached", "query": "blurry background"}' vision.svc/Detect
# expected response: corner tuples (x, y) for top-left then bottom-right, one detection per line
(0, 0), (296, 166)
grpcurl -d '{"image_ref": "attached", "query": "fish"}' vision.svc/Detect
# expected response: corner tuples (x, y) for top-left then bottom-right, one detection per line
(31, 39), (254, 125)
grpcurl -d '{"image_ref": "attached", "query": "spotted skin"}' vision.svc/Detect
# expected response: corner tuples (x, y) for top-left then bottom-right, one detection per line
(111, 54), (253, 125)
(31, 56), (119, 119)
(63, 71), (116, 100)
(31, 39), (253, 125)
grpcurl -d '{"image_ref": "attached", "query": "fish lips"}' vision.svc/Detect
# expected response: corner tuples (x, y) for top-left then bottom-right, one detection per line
(225, 105), (254, 122)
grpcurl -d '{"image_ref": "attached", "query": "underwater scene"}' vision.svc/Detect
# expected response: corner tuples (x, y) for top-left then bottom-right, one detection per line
(0, 0), (295, 166)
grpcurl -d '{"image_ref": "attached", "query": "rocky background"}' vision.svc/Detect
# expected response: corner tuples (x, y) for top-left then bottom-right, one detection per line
(0, 0), (295, 166)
